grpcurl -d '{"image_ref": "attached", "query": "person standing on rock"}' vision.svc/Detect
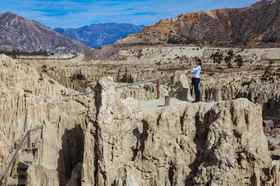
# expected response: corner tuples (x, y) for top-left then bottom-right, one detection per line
(191, 58), (202, 102)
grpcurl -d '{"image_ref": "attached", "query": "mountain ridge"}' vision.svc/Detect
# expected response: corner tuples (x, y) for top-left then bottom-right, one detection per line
(55, 23), (144, 48)
(118, 0), (280, 48)
(0, 12), (87, 55)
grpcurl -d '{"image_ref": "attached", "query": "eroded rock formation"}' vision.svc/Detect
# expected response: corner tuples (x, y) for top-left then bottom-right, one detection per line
(0, 54), (90, 185)
(81, 78), (275, 186)
(0, 55), (279, 185)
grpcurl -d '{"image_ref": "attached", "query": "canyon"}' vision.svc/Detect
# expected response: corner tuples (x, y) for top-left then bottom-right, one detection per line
(0, 43), (279, 185)
(1, 0), (280, 185)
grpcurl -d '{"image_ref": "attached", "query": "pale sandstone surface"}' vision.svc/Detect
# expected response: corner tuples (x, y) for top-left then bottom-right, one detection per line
(0, 54), (90, 185)
(0, 55), (279, 185)
(81, 78), (273, 186)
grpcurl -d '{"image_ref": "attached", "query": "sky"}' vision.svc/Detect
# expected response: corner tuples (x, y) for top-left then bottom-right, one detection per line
(0, 0), (257, 28)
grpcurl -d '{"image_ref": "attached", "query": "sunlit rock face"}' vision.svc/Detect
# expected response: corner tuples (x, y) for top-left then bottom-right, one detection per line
(81, 79), (273, 186)
(0, 55), (278, 186)
(0, 55), (90, 185)
(119, 0), (280, 48)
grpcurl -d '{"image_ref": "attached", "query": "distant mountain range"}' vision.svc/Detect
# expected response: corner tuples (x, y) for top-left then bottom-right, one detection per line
(55, 23), (144, 48)
(0, 12), (86, 55)
(119, 0), (280, 48)
(1, 0), (280, 56)
(0, 12), (142, 55)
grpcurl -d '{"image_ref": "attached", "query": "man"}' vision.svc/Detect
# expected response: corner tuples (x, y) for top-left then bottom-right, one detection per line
(192, 58), (202, 102)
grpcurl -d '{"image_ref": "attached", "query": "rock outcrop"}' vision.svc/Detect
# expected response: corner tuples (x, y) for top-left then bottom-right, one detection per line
(119, 0), (280, 48)
(0, 55), (279, 185)
(0, 54), (90, 185)
(81, 78), (274, 186)
(200, 76), (280, 119)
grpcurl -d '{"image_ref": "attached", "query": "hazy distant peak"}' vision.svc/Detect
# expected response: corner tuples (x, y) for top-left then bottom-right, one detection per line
(55, 23), (144, 48)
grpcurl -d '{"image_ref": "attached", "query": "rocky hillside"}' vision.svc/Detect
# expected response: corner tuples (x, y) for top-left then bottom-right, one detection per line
(55, 23), (143, 48)
(119, 0), (280, 47)
(0, 12), (86, 55)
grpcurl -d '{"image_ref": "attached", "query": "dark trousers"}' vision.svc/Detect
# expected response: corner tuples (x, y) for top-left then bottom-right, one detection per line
(192, 77), (201, 102)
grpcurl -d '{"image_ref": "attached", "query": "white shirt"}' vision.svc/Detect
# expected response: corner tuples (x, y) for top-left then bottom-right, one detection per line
(192, 65), (201, 78)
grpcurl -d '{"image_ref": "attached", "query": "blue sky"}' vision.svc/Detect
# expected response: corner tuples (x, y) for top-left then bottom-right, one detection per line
(1, 0), (256, 28)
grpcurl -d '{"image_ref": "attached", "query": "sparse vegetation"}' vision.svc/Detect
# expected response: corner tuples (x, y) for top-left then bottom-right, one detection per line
(167, 37), (181, 44)
(41, 65), (48, 73)
(136, 49), (143, 59)
(210, 52), (223, 64)
(234, 55), (244, 68)
(0, 49), (49, 58)
(224, 50), (234, 68)
(226, 60), (233, 68)
(167, 35), (186, 44)
(261, 63), (274, 82)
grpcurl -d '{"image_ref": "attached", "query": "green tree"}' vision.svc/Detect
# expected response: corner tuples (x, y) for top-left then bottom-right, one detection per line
(210, 52), (223, 64)
(235, 55), (244, 68)
(224, 50), (234, 68)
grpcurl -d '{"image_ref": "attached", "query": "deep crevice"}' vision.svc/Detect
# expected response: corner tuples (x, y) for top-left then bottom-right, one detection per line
(185, 109), (220, 185)
(131, 120), (149, 161)
(57, 125), (84, 186)
(168, 161), (177, 186)
(92, 81), (107, 186)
